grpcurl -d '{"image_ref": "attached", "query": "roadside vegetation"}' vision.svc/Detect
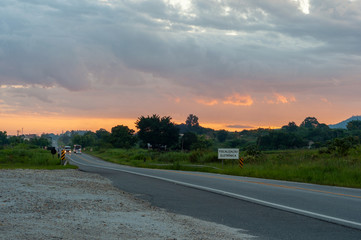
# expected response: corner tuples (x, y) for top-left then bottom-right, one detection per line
(0, 134), (75, 170)
(60, 114), (361, 188)
(2, 114), (361, 187)
(88, 146), (361, 188)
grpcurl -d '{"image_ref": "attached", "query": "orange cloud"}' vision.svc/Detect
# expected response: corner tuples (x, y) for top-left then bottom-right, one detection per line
(168, 96), (181, 103)
(275, 93), (289, 103)
(223, 93), (253, 106)
(196, 98), (218, 106)
(321, 98), (330, 103)
(266, 93), (296, 104)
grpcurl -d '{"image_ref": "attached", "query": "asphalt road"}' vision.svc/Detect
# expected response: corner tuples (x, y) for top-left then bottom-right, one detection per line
(68, 153), (361, 240)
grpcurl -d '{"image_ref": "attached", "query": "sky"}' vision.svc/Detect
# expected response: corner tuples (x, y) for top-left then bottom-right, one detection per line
(1, 0), (361, 135)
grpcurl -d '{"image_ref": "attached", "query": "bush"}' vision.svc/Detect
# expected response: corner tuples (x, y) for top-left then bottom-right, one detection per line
(130, 152), (148, 161)
(327, 137), (359, 156)
(157, 152), (188, 163)
(189, 150), (218, 163)
(245, 145), (261, 157)
(189, 151), (203, 163)
(0, 144), (61, 167)
(199, 151), (218, 163)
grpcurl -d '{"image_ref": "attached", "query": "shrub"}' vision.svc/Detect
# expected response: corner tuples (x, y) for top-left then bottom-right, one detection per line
(327, 137), (359, 156)
(245, 145), (261, 157)
(157, 152), (188, 163)
(189, 151), (203, 163)
(199, 151), (218, 163)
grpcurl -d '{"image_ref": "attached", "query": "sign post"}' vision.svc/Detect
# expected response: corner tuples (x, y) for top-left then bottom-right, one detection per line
(61, 149), (65, 165)
(239, 157), (244, 169)
(218, 148), (239, 167)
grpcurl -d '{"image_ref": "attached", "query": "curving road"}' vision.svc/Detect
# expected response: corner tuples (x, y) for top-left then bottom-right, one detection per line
(67, 153), (361, 239)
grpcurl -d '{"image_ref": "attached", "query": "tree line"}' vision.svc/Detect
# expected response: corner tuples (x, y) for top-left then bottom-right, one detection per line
(0, 131), (51, 148)
(2, 114), (361, 156)
(55, 115), (361, 155)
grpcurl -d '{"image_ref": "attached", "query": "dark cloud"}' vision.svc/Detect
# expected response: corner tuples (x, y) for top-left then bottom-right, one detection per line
(0, 0), (360, 98)
(226, 124), (254, 129)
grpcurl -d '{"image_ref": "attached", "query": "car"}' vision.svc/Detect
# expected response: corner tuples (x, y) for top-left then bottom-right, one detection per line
(64, 146), (72, 154)
(73, 145), (82, 154)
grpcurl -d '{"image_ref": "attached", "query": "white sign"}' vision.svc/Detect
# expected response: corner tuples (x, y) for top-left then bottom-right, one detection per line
(218, 148), (239, 159)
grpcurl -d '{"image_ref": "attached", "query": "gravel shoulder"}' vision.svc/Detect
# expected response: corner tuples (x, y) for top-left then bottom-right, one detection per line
(0, 169), (254, 239)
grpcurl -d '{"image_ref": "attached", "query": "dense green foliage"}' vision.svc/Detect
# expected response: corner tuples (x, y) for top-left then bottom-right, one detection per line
(180, 132), (198, 150)
(110, 125), (136, 149)
(0, 144), (75, 169)
(59, 116), (361, 154)
(347, 120), (361, 131)
(0, 131), (74, 169)
(0, 131), (51, 148)
(135, 114), (179, 149)
(257, 118), (361, 151)
(71, 132), (96, 148)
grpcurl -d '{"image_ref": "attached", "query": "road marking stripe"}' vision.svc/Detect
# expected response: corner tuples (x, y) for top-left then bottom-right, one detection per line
(70, 156), (361, 231)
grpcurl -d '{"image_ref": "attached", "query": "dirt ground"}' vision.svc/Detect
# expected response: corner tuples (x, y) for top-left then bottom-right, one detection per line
(0, 169), (255, 239)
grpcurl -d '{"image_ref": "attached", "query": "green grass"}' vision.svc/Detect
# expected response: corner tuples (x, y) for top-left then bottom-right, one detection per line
(88, 147), (361, 188)
(0, 144), (77, 170)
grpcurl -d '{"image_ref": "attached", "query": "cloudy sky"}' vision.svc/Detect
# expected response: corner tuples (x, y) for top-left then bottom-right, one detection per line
(1, 0), (361, 135)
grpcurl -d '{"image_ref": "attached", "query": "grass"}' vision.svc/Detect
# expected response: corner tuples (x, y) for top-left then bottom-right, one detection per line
(0, 144), (77, 170)
(88, 147), (361, 188)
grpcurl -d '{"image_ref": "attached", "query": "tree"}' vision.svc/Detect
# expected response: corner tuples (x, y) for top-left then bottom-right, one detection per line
(58, 134), (71, 146)
(347, 120), (361, 131)
(96, 128), (111, 141)
(83, 132), (97, 147)
(71, 134), (82, 146)
(300, 117), (320, 129)
(181, 132), (198, 150)
(282, 122), (298, 132)
(95, 128), (112, 147)
(8, 136), (23, 145)
(186, 114), (199, 128)
(226, 138), (247, 148)
(29, 136), (51, 147)
(0, 131), (8, 146)
(216, 129), (228, 142)
(110, 125), (136, 149)
(71, 131), (97, 148)
(191, 135), (212, 150)
(258, 131), (305, 150)
(136, 114), (179, 149)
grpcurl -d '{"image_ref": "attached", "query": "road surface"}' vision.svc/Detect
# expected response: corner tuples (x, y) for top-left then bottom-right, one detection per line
(67, 153), (361, 239)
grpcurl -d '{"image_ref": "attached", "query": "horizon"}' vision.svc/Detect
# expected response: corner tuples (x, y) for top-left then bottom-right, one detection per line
(1, 1), (361, 135)
(3, 114), (358, 136)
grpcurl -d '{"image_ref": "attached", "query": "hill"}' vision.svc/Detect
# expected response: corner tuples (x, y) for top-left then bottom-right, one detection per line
(328, 115), (361, 129)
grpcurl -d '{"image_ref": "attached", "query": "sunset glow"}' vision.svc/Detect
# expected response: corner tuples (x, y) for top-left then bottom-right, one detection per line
(0, 115), (137, 136)
(223, 94), (254, 107)
(196, 98), (219, 106)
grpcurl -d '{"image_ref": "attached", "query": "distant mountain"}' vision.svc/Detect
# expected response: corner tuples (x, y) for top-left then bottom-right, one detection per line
(329, 116), (361, 129)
